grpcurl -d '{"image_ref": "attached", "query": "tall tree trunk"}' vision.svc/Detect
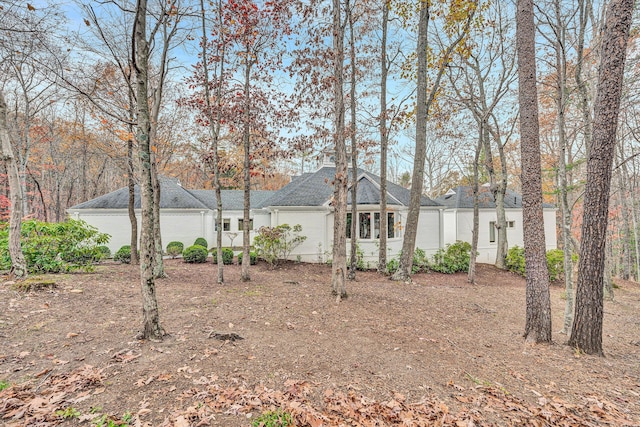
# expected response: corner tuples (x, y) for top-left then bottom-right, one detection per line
(199, 0), (225, 284)
(468, 135), (483, 284)
(621, 156), (640, 282)
(481, 120), (507, 269)
(391, 1), (474, 281)
(615, 146), (632, 282)
(603, 238), (614, 300)
(391, 1), (429, 282)
(151, 158), (164, 278)
(347, 0), (358, 281)
(18, 94), (30, 217)
(516, 0), (552, 344)
(127, 136), (139, 265)
(378, 0), (389, 274)
(241, 53), (252, 283)
(575, 0), (594, 157)
(553, 0), (574, 335)
(331, 0), (348, 300)
(134, 0), (163, 341)
(0, 90), (27, 279)
(569, 0), (633, 356)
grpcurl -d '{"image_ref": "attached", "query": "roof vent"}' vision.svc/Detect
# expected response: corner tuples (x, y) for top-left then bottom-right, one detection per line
(445, 188), (456, 195)
(177, 179), (182, 187)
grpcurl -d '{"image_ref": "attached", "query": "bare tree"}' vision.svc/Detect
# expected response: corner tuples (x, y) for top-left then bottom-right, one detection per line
(392, 1), (476, 281)
(331, 0), (348, 299)
(447, 1), (516, 269)
(0, 89), (26, 279)
(377, 0), (390, 274)
(196, 0), (226, 284)
(133, 0), (163, 341)
(569, 0), (633, 356)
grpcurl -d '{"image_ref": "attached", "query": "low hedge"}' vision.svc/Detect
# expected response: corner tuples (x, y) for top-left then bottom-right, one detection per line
(183, 245), (208, 263)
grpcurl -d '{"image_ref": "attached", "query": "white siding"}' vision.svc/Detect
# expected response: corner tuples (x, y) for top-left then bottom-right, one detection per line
(442, 210), (457, 243)
(72, 209), (206, 253)
(416, 208), (443, 256)
(442, 208), (557, 264)
(272, 209), (329, 262)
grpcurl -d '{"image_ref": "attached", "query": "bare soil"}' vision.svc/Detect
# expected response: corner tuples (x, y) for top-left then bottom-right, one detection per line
(1, 259), (639, 426)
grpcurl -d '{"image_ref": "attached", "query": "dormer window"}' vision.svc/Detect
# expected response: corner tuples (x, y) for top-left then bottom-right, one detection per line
(322, 150), (353, 167)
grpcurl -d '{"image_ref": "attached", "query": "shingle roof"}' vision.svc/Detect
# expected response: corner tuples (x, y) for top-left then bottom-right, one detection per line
(434, 186), (554, 209)
(70, 169), (442, 211)
(187, 190), (274, 210)
(262, 167), (440, 207)
(70, 176), (210, 210)
(71, 176), (276, 210)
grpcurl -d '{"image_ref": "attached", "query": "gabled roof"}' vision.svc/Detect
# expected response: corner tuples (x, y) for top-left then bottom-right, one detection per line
(70, 177), (210, 210)
(435, 185), (554, 209)
(262, 167), (440, 207)
(70, 177), (274, 211)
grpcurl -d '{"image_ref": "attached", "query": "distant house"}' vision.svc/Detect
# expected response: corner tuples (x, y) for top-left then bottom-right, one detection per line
(259, 154), (443, 263)
(68, 176), (273, 252)
(68, 154), (444, 264)
(68, 157), (557, 266)
(435, 185), (557, 264)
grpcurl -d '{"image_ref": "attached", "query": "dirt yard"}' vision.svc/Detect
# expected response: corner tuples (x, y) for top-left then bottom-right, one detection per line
(1, 259), (639, 426)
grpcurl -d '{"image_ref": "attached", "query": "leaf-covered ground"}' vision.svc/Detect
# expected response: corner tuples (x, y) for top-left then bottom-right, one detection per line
(1, 260), (639, 426)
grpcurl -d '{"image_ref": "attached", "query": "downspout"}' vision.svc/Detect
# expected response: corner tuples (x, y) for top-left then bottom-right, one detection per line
(200, 211), (205, 237)
(324, 207), (332, 263)
(439, 208), (444, 249)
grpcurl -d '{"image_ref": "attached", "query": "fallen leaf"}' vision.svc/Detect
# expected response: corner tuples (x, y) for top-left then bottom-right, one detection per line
(66, 332), (79, 338)
(174, 415), (189, 427)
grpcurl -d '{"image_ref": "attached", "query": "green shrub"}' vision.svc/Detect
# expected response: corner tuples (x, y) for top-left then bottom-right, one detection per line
(431, 241), (472, 274)
(506, 246), (576, 282)
(347, 244), (368, 271)
(212, 247), (234, 265)
(412, 248), (429, 273)
(183, 245), (208, 263)
(166, 241), (184, 258)
(251, 410), (293, 427)
(505, 246), (526, 276)
(254, 224), (307, 267)
(546, 249), (566, 282)
(194, 237), (208, 248)
(384, 248), (429, 275)
(386, 258), (399, 274)
(237, 251), (257, 265)
(97, 245), (111, 259)
(0, 219), (110, 273)
(114, 245), (132, 264)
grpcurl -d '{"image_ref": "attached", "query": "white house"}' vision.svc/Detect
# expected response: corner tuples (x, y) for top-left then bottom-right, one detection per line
(435, 185), (557, 264)
(68, 176), (273, 252)
(258, 155), (444, 263)
(68, 157), (556, 266)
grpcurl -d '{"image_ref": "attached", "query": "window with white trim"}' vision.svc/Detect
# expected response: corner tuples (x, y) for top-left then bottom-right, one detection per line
(347, 211), (395, 239)
(215, 218), (231, 231)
